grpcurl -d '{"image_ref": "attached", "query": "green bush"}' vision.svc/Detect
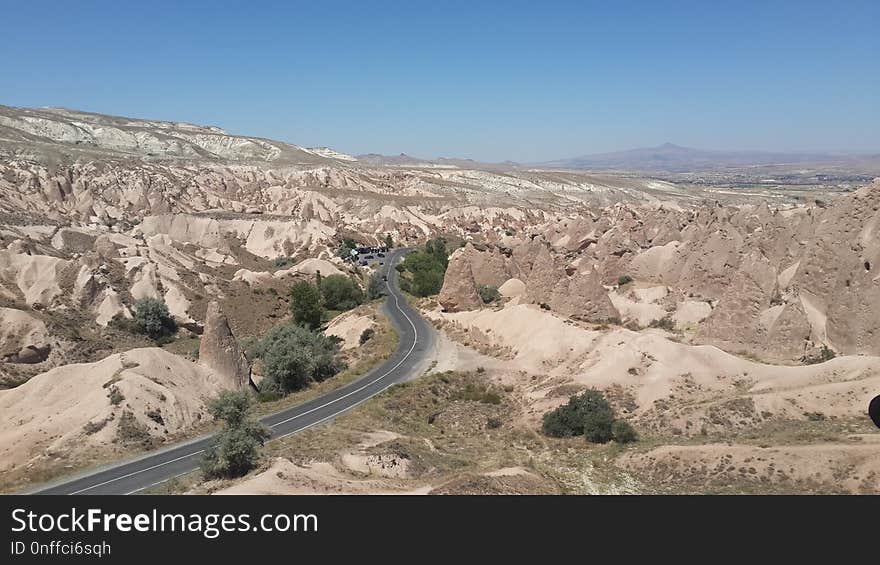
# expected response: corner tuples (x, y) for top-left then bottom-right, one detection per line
(359, 327), (375, 345)
(108, 385), (124, 406)
(251, 323), (346, 394)
(288, 281), (324, 329)
(648, 317), (675, 331)
(131, 298), (177, 340)
(612, 420), (638, 444)
(385, 233), (393, 249)
(617, 275), (633, 286)
(399, 238), (449, 297)
(367, 272), (385, 300)
(478, 284), (500, 304)
(273, 256), (295, 268)
(337, 238), (358, 259)
(319, 274), (364, 311)
(541, 389), (618, 443)
(200, 391), (270, 479)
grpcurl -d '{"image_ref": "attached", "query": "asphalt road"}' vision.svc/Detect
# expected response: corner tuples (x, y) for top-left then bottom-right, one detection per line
(30, 248), (433, 495)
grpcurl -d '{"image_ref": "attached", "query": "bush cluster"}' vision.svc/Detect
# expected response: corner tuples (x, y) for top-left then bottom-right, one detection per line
(114, 297), (178, 342)
(319, 274), (364, 311)
(200, 391), (270, 479)
(249, 323), (346, 394)
(542, 389), (638, 444)
(399, 238), (449, 297)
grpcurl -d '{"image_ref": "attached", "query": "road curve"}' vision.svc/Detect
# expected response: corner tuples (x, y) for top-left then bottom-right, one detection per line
(29, 248), (433, 495)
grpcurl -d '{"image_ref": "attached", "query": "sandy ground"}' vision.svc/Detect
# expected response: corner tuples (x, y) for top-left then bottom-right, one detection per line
(424, 299), (880, 493)
(324, 312), (376, 350)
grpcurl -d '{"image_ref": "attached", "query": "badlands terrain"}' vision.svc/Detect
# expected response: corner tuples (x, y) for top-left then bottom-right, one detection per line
(1, 104), (878, 494)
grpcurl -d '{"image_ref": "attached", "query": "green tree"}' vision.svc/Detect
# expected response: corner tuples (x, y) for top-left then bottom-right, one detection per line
(367, 272), (385, 300)
(319, 274), (364, 311)
(251, 323), (346, 394)
(132, 297), (177, 340)
(398, 238), (450, 297)
(385, 233), (393, 249)
(200, 391), (270, 479)
(289, 281), (323, 329)
(541, 389), (616, 443)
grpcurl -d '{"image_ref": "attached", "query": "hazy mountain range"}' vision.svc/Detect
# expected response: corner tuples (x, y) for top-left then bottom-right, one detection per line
(535, 143), (878, 172)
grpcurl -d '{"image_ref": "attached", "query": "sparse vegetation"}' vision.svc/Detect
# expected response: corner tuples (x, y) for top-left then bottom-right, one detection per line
(802, 345), (837, 365)
(618, 275), (633, 286)
(648, 316), (676, 331)
(145, 407), (164, 425)
(288, 281), (324, 330)
(107, 385), (124, 406)
(478, 284), (500, 304)
(273, 256), (295, 269)
(452, 382), (502, 405)
(200, 391), (270, 479)
(385, 233), (393, 249)
(116, 410), (154, 448)
(359, 327), (375, 345)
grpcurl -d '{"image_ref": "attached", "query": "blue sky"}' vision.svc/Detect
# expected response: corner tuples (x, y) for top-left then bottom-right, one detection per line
(1, 0), (878, 161)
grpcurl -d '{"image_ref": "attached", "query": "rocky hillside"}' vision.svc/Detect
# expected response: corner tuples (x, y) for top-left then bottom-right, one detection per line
(438, 180), (880, 363)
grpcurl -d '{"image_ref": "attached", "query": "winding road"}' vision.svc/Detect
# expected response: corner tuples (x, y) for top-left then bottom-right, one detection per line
(30, 248), (434, 495)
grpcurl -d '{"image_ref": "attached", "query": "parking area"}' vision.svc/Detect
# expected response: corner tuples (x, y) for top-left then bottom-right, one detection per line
(345, 245), (389, 267)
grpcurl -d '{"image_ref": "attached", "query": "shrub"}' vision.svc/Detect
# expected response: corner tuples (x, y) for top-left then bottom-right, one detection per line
(200, 391), (270, 479)
(399, 239), (449, 297)
(273, 256), (295, 268)
(541, 389), (615, 442)
(453, 382), (502, 405)
(131, 298), (178, 340)
(618, 275), (633, 286)
(145, 407), (164, 425)
(385, 233), (393, 249)
(802, 345), (837, 365)
(648, 317), (675, 331)
(359, 327), (375, 345)
(108, 385), (125, 406)
(257, 391), (283, 403)
(116, 410), (154, 448)
(319, 274), (364, 311)
(367, 272), (385, 300)
(336, 238), (358, 259)
(288, 281), (324, 329)
(486, 417), (502, 429)
(478, 285), (500, 304)
(612, 420), (638, 444)
(582, 403), (615, 443)
(251, 323), (346, 394)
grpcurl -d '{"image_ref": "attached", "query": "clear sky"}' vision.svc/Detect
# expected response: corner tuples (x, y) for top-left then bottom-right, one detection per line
(1, 0), (878, 162)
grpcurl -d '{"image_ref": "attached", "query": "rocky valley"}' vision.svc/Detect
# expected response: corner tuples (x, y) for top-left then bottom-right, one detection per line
(1, 104), (878, 494)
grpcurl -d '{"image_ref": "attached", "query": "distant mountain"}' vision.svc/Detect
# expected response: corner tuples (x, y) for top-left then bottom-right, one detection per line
(537, 143), (845, 172)
(355, 153), (513, 170)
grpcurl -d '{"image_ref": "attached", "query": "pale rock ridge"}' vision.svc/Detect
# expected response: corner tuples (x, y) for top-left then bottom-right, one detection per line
(199, 301), (252, 390)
